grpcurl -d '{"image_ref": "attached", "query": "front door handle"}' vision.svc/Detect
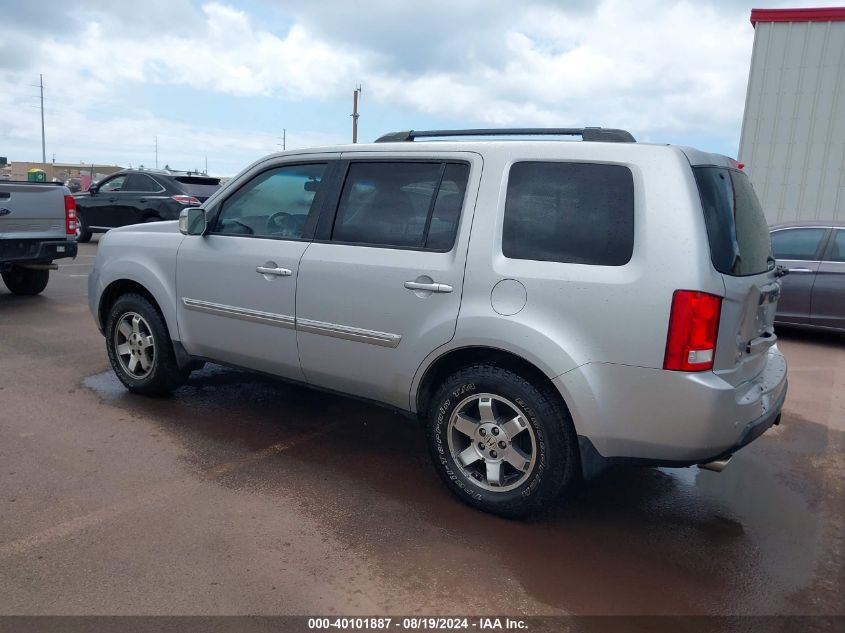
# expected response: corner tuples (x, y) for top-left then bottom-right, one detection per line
(404, 281), (453, 293)
(108, 196), (117, 202)
(256, 266), (292, 277)
(787, 267), (814, 274)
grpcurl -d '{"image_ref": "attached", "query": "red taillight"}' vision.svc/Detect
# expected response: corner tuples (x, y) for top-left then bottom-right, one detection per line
(171, 195), (201, 206)
(64, 194), (77, 236)
(663, 290), (722, 372)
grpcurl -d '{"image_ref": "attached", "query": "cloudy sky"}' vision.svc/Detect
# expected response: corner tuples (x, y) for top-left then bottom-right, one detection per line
(0, 0), (839, 175)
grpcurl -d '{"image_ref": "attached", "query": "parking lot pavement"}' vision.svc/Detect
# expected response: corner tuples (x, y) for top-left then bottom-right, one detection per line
(0, 240), (843, 616)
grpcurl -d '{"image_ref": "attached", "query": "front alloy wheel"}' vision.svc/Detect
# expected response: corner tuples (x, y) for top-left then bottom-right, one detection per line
(105, 293), (185, 395)
(113, 312), (156, 379)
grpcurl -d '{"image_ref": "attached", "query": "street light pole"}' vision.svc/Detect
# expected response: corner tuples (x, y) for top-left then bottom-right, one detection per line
(351, 85), (362, 143)
(40, 74), (46, 166)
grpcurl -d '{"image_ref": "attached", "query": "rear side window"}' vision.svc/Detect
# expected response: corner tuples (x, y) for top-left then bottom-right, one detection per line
(771, 228), (827, 260)
(694, 167), (773, 276)
(332, 161), (469, 250)
(503, 162), (634, 265)
(174, 176), (221, 198)
(828, 230), (845, 262)
(124, 174), (162, 192)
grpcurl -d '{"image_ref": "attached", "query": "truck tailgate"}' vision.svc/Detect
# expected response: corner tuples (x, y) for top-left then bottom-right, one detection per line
(0, 183), (67, 239)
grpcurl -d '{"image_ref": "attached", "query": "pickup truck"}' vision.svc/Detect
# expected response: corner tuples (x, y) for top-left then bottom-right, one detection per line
(0, 181), (78, 295)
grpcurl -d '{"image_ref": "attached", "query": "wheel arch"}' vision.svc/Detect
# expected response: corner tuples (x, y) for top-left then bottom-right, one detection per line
(413, 345), (572, 421)
(98, 278), (176, 340)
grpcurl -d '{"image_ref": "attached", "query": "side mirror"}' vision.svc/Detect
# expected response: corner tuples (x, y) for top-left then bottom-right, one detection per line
(88, 184), (99, 195)
(179, 207), (207, 235)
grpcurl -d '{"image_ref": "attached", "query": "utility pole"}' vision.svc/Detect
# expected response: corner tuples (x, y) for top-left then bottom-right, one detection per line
(204, 154), (208, 175)
(40, 74), (46, 166)
(351, 85), (362, 143)
(155, 136), (158, 169)
(282, 128), (286, 151)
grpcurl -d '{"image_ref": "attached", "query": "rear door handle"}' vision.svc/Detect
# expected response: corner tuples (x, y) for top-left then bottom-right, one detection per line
(787, 267), (814, 273)
(404, 281), (453, 293)
(256, 266), (292, 277)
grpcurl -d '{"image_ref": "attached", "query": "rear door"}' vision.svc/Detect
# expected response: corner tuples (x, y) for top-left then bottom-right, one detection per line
(770, 227), (829, 323)
(0, 183), (65, 239)
(295, 154), (478, 409)
(810, 228), (845, 330)
(122, 173), (167, 224)
(693, 165), (779, 387)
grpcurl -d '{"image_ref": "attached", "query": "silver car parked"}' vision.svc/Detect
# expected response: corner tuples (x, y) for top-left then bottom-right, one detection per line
(89, 128), (788, 517)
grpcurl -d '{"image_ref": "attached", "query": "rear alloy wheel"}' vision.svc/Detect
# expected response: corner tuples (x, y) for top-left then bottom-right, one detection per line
(448, 393), (538, 492)
(105, 293), (185, 395)
(1, 266), (49, 295)
(427, 364), (579, 518)
(76, 213), (92, 242)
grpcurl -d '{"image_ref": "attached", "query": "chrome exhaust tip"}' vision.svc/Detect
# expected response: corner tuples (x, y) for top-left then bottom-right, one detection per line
(698, 456), (732, 472)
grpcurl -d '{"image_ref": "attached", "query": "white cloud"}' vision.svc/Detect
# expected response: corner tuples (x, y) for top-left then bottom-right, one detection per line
(2, 0), (843, 169)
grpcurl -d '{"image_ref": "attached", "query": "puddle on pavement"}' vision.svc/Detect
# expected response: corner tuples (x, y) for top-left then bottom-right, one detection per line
(82, 366), (836, 615)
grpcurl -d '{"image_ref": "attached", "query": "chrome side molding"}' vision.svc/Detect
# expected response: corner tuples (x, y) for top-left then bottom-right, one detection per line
(182, 298), (295, 329)
(296, 317), (402, 348)
(181, 298), (401, 348)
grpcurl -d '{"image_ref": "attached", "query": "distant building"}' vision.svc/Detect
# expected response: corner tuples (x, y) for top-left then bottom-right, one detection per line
(739, 7), (845, 223)
(1, 161), (124, 183)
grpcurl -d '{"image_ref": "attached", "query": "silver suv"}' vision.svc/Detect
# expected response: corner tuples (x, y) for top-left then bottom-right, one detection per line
(89, 128), (788, 517)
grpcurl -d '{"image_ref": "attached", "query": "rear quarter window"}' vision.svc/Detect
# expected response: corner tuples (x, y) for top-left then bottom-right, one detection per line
(694, 167), (773, 276)
(502, 161), (634, 266)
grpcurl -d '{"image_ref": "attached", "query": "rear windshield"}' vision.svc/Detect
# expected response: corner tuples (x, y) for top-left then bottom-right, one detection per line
(174, 176), (221, 197)
(693, 167), (773, 276)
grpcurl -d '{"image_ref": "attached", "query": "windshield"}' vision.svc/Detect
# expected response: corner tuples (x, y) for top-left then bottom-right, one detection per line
(693, 167), (773, 276)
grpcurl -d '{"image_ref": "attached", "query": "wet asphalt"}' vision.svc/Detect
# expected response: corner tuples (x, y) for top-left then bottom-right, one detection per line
(0, 240), (843, 616)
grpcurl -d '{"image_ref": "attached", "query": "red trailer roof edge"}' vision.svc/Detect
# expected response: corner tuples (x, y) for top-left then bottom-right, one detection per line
(751, 7), (845, 26)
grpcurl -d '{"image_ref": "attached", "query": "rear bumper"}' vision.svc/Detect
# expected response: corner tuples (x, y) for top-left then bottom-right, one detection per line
(555, 347), (788, 475)
(0, 238), (77, 267)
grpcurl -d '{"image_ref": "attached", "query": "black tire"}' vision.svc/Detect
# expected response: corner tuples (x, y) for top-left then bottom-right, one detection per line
(1, 266), (49, 295)
(76, 213), (92, 243)
(104, 293), (185, 395)
(426, 364), (580, 518)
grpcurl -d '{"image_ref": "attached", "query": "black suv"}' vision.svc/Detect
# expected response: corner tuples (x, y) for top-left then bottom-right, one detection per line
(74, 169), (221, 242)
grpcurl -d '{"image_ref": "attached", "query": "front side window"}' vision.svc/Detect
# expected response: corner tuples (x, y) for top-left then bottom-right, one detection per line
(332, 161), (469, 250)
(771, 228), (827, 261)
(213, 163), (327, 239)
(503, 161), (634, 265)
(99, 176), (126, 192)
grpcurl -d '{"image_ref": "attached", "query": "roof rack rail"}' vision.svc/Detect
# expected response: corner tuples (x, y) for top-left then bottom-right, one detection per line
(374, 127), (636, 143)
